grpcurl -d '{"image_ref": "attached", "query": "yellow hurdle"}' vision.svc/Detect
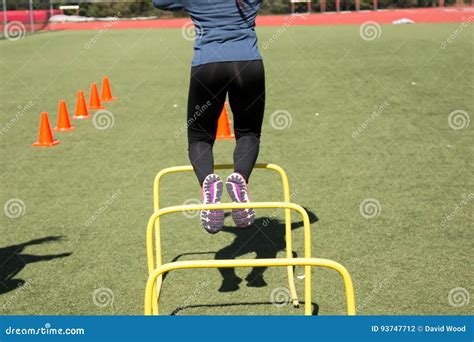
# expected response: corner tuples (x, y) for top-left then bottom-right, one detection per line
(152, 164), (300, 306)
(144, 257), (356, 316)
(146, 164), (356, 316)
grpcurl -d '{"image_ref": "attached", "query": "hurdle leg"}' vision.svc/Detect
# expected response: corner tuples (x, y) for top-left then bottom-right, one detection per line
(153, 219), (164, 315)
(302, 209), (312, 315)
(146, 269), (169, 316)
(275, 164), (299, 307)
(284, 208), (299, 307)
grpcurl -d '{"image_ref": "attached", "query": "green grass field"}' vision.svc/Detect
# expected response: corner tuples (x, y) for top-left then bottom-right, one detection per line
(0, 23), (472, 315)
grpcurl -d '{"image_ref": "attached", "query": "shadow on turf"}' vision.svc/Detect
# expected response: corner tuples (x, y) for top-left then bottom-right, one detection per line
(168, 208), (319, 315)
(0, 236), (71, 295)
(170, 301), (320, 316)
(216, 208), (318, 292)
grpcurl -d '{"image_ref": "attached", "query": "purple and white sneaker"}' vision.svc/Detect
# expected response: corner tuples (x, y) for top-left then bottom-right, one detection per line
(226, 173), (255, 228)
(200, 174), (225, 234)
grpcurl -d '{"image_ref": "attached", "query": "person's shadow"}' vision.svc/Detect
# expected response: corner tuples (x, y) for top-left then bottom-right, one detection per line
(215, 208), (318, 292)
(0, 236), (71, 295)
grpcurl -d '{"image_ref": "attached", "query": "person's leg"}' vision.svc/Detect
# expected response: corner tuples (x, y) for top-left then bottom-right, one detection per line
(228, 60), (265, 182)
(187, 62), (229, 233)
(188, 141), (213, 186)
(233, 135), (260, 181)
(187, 63), (229, 185)
(226, 60), (265, 227)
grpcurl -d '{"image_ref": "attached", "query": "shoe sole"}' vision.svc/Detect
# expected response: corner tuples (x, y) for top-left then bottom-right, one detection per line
(200, 178), (224, 234)
(226, 177), (255, 228)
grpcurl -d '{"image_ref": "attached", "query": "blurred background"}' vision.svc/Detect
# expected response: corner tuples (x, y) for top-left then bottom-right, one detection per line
(1, 0), (472, 37)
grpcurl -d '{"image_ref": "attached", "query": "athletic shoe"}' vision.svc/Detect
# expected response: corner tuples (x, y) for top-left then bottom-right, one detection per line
(225, 172), (255, 227)
(200, 174), (225, 234)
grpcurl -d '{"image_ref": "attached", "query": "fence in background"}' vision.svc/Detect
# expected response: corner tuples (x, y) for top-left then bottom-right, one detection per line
(1, 0), (60, 39)
(1, 0), (473, 39)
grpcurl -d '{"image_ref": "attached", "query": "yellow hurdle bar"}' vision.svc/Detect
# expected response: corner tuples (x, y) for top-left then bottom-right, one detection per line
(152, 164), (299, 306)
(144, 257), (356, 316)
(146, 202), (311, 315)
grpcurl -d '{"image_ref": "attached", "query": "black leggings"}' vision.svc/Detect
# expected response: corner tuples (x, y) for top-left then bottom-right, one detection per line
(187, 60), (265, 185)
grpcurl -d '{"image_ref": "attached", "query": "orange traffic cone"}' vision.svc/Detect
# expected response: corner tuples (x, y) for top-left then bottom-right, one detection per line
(101, 76), (117, 102)
(32, 112), (60, 147)
(73, 90), (90, 119)
(216, 102), (235, 140)
(88, 83), (105, 110)
(54, 100), (75, 132)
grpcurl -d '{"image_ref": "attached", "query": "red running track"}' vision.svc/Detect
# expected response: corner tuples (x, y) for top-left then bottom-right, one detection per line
(44, 7), (474, 31)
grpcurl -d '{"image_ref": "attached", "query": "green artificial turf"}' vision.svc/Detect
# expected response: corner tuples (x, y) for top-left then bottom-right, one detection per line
(0, 23), (472, 315)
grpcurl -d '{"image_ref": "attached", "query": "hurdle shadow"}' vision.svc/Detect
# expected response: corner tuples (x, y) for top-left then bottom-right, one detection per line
(216, 208), (318, 292)
(171, 301), (320, 316)
(0, 236), (72, 295)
